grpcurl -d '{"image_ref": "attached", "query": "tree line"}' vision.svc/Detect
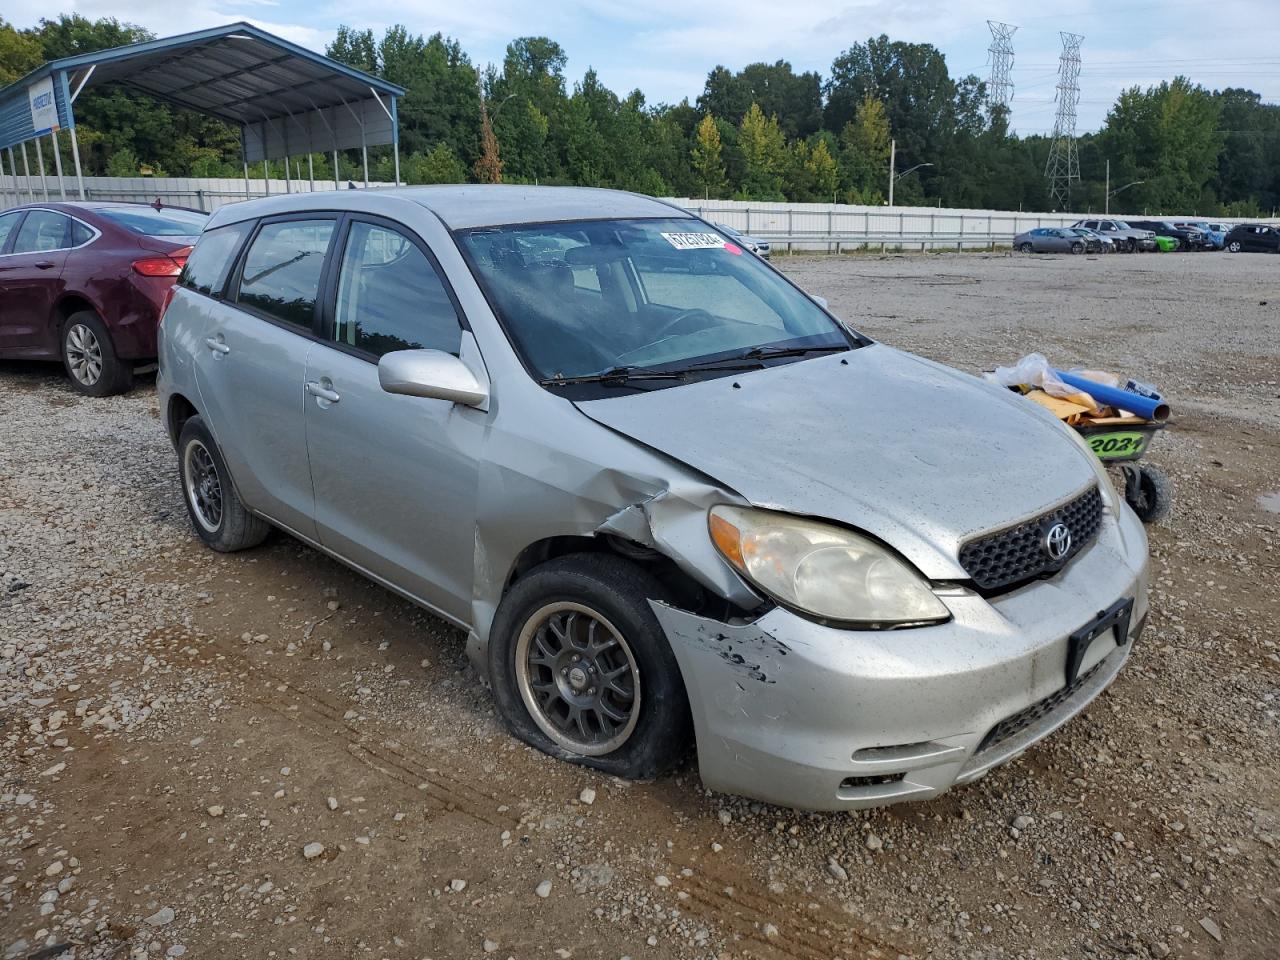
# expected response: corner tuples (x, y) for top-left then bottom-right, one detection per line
(2, 14), (1278, 216)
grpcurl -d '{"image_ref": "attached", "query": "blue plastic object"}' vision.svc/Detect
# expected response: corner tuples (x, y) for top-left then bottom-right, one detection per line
(1053, 370), (1170, 422)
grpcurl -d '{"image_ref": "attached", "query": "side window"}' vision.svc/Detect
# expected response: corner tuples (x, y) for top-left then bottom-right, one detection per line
(0, 211), (22, 250)
(332, 221), (462, 358)
(181, 221), (253, 298)
(70, 220), (94, 246)
(236, 219), (335, 329)
(12, 211), (70, 253)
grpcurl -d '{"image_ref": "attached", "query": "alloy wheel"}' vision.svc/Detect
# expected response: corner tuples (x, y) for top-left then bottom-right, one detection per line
(515, 601), (641, 756)
(65, 323), (103, 386)
(183, 439), (223, 533)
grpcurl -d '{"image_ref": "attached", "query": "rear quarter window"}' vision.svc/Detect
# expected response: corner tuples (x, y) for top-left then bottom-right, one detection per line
(180, 222), (253, 298)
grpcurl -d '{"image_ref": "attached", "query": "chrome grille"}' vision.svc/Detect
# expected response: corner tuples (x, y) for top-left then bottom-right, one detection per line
(958, 486), (1103, 592)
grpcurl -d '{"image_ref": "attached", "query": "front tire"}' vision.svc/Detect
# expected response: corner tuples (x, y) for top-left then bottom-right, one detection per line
(1070, 242), (1084, 255)
(1124, 464), (1171, 523)
(1019, 242), (1033, 253)
(62, 311), (132, 397)
(488, 554), (692, 780)
(177, 415), (269, 552)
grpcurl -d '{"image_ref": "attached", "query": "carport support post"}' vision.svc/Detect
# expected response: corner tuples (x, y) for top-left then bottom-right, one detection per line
(34, 137), (49, 200)
(50, 130), (66, 200)
(243, 160), (250, 200)
(2, 149), (15, 209)
(20, 142), (34, 201)
(68, 126), (85, 200)
(262, 160), (270, 196)
(332, 149), (339, 189)
(361, 132), (369, 189)
(308, 154), (314, 192)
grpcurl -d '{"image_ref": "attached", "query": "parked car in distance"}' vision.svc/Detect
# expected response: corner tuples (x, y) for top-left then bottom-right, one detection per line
(158, 185), (1149, 812)
(1071, 219), (1157, 252)
(0, 201), (207, 394)
(1125, 219), (1206, 251)
(714, 222), (771, 259)
(1176, 221), (1225, 250)
(1013, 227), (1088, 254)
(1068, 227), (1111, 253)
(1224, 222), (1280, 253)
(1152, 235), (1178, 253)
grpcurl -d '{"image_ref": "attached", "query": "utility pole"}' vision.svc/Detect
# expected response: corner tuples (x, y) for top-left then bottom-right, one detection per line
(986, 21), (1018, 111)
(1045, 32), (1083, 209)
(888, 138), (895, 207)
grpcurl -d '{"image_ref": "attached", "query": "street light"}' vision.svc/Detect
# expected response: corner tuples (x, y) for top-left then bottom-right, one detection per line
(887, 139), (934, 207)
(1104, 158), (1144, 215)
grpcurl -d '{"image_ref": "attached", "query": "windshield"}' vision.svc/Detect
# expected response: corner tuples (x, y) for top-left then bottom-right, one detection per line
(458, 217), (852, 384)
(98, 207), (208, 237)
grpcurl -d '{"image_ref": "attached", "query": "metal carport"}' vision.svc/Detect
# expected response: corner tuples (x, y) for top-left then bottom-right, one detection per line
(0, 21), (405, 204)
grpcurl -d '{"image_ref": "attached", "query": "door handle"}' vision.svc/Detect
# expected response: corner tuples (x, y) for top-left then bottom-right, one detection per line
(35, 260), (56, 270)
(306, 380), (341, 404)
(204, 336), (230, 355)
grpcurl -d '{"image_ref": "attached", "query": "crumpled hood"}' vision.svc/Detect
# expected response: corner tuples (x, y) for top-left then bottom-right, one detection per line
(575, 344), (1100, 579)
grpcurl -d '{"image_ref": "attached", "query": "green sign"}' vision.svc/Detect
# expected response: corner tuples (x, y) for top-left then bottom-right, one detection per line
(1086, 431), (1150, 460)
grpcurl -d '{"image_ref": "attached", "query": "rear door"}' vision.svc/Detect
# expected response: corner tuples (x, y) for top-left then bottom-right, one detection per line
(303, 215), (483, 622)
(0, 210), (70, 355)
(191, 215), (338, 539)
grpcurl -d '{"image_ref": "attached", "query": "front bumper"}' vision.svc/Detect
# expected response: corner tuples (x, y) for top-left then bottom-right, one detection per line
(654, 502), (1149, 811)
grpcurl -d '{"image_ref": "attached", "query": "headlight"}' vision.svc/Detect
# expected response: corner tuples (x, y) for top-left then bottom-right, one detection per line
(708, 506), (950, 627)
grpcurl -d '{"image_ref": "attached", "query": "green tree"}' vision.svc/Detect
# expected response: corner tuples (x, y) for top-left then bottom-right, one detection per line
(690, 113), (726, 197)
(326, 25), (378, 74)
(698, 60), (822, 139)
(1100, 78), (1223, 212)
(737, 103), (786, 199)
(839, 95), (891, 202)
(406, 143), (467, 183)
(0, 18), (43, 85)
(104, 146), (139, 177)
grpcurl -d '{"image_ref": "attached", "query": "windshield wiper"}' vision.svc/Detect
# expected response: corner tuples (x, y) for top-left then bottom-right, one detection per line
(539, 365), (690, 387)
(685, 343), (850, 368)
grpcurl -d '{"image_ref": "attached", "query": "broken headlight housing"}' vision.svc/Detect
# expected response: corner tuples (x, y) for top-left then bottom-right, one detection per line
(708, 505), (950, 628)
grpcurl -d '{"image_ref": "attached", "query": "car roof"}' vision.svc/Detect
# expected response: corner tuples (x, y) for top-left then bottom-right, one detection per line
(204, 185), (690, 231)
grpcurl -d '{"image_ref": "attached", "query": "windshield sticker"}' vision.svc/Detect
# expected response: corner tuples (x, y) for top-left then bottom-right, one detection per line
(661, 232), (729, 251)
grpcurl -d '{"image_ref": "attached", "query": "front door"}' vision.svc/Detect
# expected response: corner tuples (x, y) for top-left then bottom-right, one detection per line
(0, 210), (69, 355)
(304, 217), (483, 623)
(192, 216), (339, 539)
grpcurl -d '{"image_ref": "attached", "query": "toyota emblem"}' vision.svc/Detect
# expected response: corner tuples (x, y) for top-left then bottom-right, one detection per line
(1043, 521), (1072, 561)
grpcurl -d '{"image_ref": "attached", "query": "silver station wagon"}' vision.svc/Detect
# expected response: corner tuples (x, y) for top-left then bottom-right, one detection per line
(158, 186), (1150, 811)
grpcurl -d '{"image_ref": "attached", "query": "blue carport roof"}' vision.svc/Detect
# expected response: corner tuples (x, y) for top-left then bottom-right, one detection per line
(0, 22), (404, 153)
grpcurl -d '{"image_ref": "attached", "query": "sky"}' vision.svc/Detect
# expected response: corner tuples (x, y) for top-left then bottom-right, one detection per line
(8, 0), (1280, 134)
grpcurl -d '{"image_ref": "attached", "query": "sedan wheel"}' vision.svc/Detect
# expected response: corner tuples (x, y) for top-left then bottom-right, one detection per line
(65, 323), (103, 387)
(60, 310), (132, 397)
(1070, 243), (1084, 255)
(1228, 241), (1242, 253)
(515, 601), (640, 756)
(1019, 242), (1033, 253)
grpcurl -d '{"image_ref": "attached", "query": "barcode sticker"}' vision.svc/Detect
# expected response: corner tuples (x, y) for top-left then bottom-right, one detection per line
(661, 232), (728, 250)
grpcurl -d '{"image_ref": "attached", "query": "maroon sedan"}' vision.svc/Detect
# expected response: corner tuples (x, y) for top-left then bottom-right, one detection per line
(0, 201), (207, 395)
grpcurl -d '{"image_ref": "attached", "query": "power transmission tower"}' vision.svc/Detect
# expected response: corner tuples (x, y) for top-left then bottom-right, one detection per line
(1044, 32), (1083, 209)
(986, 21), (1017, 110)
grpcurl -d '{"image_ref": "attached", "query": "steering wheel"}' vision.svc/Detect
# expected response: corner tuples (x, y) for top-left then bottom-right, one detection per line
(651, 308), (716, 342)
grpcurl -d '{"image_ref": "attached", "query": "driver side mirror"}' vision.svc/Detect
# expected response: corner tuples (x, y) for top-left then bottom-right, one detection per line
(378, 349), (488, 408)
(811, 294), (829, 310)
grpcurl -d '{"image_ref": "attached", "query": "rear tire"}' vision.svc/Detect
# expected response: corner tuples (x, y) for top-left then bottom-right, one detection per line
(61, 311), (132, 397)
(488, 553), (692, 780)
(177, 415), (269, 552)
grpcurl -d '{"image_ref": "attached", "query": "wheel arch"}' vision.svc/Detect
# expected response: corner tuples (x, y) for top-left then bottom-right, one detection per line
(166, 392), (200, 446)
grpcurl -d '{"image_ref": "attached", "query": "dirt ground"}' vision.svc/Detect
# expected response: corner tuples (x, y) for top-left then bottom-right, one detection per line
(1, 249), (1277, 960)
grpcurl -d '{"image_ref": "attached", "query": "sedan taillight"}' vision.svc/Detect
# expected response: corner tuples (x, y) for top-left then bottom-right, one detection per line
(133, 246), (192, 277)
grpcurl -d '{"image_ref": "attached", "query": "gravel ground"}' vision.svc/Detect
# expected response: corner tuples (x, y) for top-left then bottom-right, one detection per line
(1, 250), (1277, 960)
